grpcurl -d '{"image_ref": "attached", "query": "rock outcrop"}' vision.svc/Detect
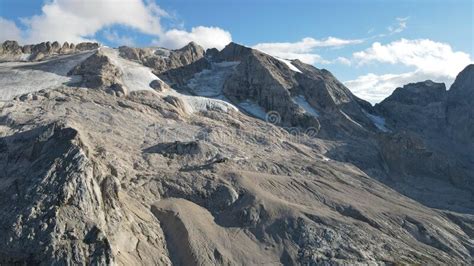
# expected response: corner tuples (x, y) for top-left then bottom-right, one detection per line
(376, 80), (448, 134)
(118, 41), (206, 75)
(446, 64), (474, 145)
(68, 50), (125, 95)
(373, 66), (474, 199)
(0, 40), (99, 62)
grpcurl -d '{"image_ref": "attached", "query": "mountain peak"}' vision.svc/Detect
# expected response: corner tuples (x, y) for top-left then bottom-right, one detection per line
(176, 41), (205, 53)
(449, 64), (474, 93)
(380, 80), (446, 106)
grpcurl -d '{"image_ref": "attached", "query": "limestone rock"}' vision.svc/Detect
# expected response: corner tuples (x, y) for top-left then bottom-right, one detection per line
(68, 50), (124, 90)
(118, 41), (206, 75)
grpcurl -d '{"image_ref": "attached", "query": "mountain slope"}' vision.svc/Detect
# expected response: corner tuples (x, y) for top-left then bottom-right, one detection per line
(0, 41), (472, 265)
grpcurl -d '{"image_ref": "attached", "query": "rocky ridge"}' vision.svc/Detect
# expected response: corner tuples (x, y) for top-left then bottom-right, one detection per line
(0, 40), (99, 62)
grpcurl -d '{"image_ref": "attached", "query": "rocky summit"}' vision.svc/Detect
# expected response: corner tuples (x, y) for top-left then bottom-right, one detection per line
(0, 40), (473, 265)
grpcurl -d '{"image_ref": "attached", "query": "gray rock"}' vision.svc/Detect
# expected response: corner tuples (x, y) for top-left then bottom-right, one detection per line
(119, 41), (206, 75)
(446, 64), (474, 145)
(75, 42), (100, 51)
(376, 80), (448, 134)
(68, 50), (123, 90)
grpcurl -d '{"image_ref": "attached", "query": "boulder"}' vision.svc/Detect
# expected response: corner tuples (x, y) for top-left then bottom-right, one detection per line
(68, 50), (123, 90)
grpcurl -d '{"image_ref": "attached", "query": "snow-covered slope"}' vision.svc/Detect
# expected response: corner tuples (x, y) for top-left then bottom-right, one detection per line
(0, 51), (94, 101)
(187, 61), (240, 97)
(238, 100), (267, 119)
(100, 48), (157, 93)
(293, 95), (320, 117)
(275, 57), (302, 73)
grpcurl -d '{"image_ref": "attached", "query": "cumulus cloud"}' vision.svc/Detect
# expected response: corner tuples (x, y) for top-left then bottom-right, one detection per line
(103, 29), (136, 46)
(0, 18), (23, 42)
(154, 26), (232, 50)
(1, 0), (232, 50)
(20, 0), (166, 44)
(253, 37), (363, 65)
(346, 38), (472, 104)
(345, 71), (442, 104)
(354, 39), (471, 77)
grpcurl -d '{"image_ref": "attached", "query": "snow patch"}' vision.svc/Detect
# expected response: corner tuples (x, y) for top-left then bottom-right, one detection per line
(185, 96), (238, 113)
(160, 88), (238, 114)
(340, 111), (364, 129)
(154, 48), (170, 58)
(293, 95), (319, 117)
(101, 48), (156, 92)
(238, 100), (267, 119)
(275, 57), (302, 73)
(19, 53), (31, 61)
(364, 110), (389, 132)
(102, 48), (238, 114)
(187, 61), (239, 97)
(0, 51), (94, 101)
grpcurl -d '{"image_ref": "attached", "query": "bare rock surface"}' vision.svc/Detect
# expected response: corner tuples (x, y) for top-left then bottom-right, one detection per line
(118, 41), (205, 75)
(374, 66), (474, 199)
(446, 64), (474, 145)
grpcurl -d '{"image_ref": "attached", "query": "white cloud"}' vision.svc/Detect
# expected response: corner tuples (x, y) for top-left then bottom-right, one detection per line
(388, 17), (408, 34)
(20, 0), (166, 44)
(154, 26), (232, 50)
(103, 29), (135, 46)
(334, 57), (352, 66)
(354, 39), (471, 77)
(252, 37), (363, 65)
(2, 0), (232, 50)
(0, 18), (23, 42)
(345, 71), (443, 104)
(347, 38), (472, 104)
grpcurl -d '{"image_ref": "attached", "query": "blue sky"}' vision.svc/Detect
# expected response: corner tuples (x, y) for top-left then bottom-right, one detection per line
(0, 0), (472, 103)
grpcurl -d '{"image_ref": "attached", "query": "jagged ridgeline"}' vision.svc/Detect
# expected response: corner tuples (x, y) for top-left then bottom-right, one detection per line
(0, 40), (473, 265)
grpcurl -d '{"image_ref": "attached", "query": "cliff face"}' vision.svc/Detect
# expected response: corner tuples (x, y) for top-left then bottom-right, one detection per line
(0, 41), (472, 265)
(446, 64), (474, 145)
(374, 66), (474, 195)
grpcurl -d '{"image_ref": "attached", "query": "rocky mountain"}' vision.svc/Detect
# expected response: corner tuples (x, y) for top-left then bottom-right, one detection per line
(0, 40), (473, 265)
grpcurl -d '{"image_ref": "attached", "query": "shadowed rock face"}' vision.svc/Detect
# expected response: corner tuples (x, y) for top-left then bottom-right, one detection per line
(376, 80), (448, 134)
(0, 42), (473, 265)
(447, 64), (474, 145)
(373, 66), (474, 205)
